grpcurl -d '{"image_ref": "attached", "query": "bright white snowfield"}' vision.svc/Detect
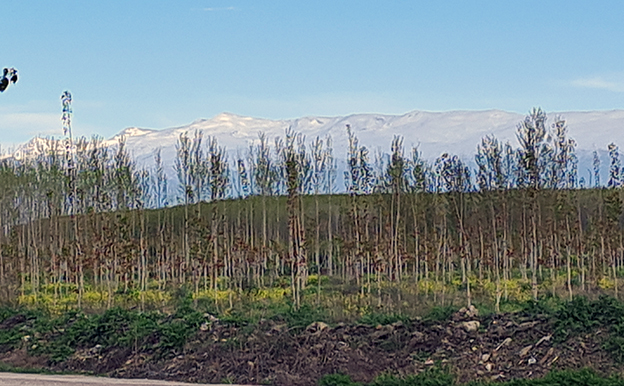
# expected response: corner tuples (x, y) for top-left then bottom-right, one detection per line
(4, 109), (624, 185)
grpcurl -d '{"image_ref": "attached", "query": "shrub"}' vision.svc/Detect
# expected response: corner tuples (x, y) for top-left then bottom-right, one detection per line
(554, 296), (624, 341)
(424, 305), (458, 323)
(370, 368), (455, 386)
(319, 373), (361, 386)
(358, 312), (410, 326)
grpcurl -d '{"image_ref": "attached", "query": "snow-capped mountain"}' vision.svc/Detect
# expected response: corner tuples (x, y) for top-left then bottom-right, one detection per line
(3, 109), (624, 185)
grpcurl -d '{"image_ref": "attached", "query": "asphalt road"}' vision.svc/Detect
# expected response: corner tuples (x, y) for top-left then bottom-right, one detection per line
(0, 373), (246, 386)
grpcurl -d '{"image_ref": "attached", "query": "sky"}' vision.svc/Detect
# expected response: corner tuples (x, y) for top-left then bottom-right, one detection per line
(2, 0), (624, 146)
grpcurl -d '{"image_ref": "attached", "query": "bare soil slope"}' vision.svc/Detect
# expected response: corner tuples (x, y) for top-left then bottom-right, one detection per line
(1, 306), (618, 386)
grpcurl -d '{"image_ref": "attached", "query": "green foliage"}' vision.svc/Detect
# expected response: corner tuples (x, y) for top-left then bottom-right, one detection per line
(519, 297), (562, 317)
(319, 373), (362, 386)
(370, 368), (455, 386)
(358, 312), (410, 326)
(320, 369), (622, 386)
(0, 300), (207, 363)
(0, 326), (22, 351)
(307, 274), (330, 287)
(602, 336), (624, 364)
(470, 368), (622, 386)
(554, 296), (624, 340)
(0, 308), (29, 351)
(273, 303), (330, 331)
(410, 350), (431, 362)
(60, 310), (144, 350)
(534, 295), (624, 364)
(424, 305), (458, 323)
(0, 362), (71, 375)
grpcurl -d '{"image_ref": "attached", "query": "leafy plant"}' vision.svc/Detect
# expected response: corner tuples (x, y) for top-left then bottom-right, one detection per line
(424, 306), (458, 323)
(319, 373), (362, 386)
(272, 303), (330, 331)
(482, 368), (622, 386)
(603, 336), (624, 364)
(358, 312), (410, 326)
(554, 296), (624, 341)
(370, 367), (455, 386)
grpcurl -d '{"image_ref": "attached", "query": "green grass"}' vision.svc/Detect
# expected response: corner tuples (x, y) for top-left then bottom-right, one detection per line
(5, 289), (624, 372)
(0, 297), (207, 363)
(319, 368), (622, 386)
(0, 362), (80, 375)
(423, 305), (459, 323)
(319, 373), (362, 386)
(504, 295), (624, 364)
(357, 312), (411, 326)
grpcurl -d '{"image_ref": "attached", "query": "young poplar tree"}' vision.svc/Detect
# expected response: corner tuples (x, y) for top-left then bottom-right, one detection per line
(476, 135), (505, 191)
(406, 146), (428, 286)
(310, 136), (326, 276)
(152, 148), (168, 291)
(386, 136), (407, 281)
(153, 148), (169, 208)
(475, 135), (506, 311)
(344, 125), (374, 283)
(255, 132), (274, 272)
(235, 155), (251, 199)
(324, 135), (336, 276)
(175, 132), (193, 280)
(593, 150), (601, 188)
(284, 128), (306, 309)
(517, 108), (548, 190)
(207, 136), (229, 298)
(516, 108), (550, 300)
(436, 153), (472, 306)
(191, 130), (207, 212)
(608, 143), (622, 188)
(551, 116), (576, 189)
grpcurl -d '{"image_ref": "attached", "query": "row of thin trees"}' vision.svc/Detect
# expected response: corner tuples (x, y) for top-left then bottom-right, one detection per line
(1, 104), (624, 310)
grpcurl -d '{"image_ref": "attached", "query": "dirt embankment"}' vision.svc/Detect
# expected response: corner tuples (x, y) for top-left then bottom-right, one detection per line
(1, 307), (621, 386)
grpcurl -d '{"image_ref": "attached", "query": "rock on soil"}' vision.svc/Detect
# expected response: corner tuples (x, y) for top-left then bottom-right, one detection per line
(0, 309), (622, 386)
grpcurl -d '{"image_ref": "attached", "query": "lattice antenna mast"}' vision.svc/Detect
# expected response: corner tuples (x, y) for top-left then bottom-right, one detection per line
(61, 91), (76, 216)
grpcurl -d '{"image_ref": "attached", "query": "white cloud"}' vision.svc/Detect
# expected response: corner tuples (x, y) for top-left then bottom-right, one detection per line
(203, 6), (236, 11)
(4, 113), (59, 131)
(0, 99), (110, 146)
(571, 75), (624, 92)
(0, 112), (61, 143)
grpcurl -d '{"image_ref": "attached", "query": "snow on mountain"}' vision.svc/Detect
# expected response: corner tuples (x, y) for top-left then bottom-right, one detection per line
(3, 109), (624, 186)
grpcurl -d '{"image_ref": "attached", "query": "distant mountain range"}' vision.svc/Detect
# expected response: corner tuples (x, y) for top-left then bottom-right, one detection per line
(4, 109), (624, 185)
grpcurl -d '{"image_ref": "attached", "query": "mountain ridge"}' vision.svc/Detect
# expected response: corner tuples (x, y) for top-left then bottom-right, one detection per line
(3, 109), (623, 184)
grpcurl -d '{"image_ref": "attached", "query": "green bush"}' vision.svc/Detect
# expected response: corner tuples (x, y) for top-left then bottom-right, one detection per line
(358, 312), (410, 327)
(319, 373), (362, 386)
(481, 368), (622, 386)
(329, 368), (621, 386)
(519, 297), (561, 317)
(554, 296), (624, 341)
(602, 336), (624, 364)
(0, 299), (209, 363)
(272, 303), (330, 331)
(424, 305), (458, 323)
(370, 368), (454, 386)
(0, 309), (29, 351)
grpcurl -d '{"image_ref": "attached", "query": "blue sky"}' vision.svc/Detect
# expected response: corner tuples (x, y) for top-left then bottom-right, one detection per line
(1, 0), (624, 145)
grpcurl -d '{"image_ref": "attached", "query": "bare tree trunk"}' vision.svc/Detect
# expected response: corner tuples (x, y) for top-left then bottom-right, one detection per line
(531, 215), (538, 301)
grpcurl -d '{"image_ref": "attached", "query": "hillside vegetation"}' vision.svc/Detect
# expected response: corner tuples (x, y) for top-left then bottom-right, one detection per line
(1, 295), (624, 385)
(3, 103), (624, 383)
(1, 106), (623, 310)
